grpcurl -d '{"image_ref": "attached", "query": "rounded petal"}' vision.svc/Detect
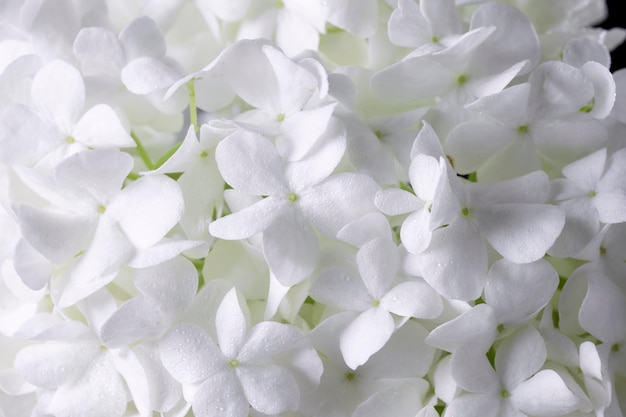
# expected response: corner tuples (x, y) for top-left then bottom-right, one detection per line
(426, 304), (497, 353)
(579, 272), (626, 344)
(119, 16), (166, 60)
(192, 371), (248, 417)
(238, 364), (299, 414)
(309, 266), (372, 312)
(484, 258), (559, 325)
(215, 130), (289, 196)
(31, 59), (84, 134)
(357, 237), (399, 299)
(451, 343), (499, 393)
(381, 279), (443, 319)
(121, 57), (182, 94)
(73, 27), (124, 78)
(72, 104), (134, 148)
(418, 219), (487, 301)
(262, 207), (319, 286)
(159, 323), (225, 384)
(340, 307), (395, 369)
(14, 341), (101, 389)
(510, 369), (580, 417)
(496, 326), (546, 390)
(216, 288), (248, 359)
(238, 321), (306, 363)
(299, 172), (379, 238)
(209, 196), (288, 240)
(474, 203), (565, 264)
(109, 175), (184, 248)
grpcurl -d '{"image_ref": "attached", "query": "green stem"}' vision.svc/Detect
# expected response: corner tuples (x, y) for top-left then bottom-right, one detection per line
(131, 131), (154, 171)
(187, 80), (199, 133)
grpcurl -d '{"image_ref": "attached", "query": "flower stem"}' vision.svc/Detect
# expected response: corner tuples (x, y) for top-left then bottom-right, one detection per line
(187, 79), (199, 133)
(131, 131), (154, 171)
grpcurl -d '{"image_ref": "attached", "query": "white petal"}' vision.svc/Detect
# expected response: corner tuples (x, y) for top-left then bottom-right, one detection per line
(60, 218), (133, 307)
(13, 238), (52, 291)
(581, 61), (615, 119)
(357, 237), (399, 299)
(444, 393), (500, 417)
(484, 259), (559, 325)
(426, 304), (496, 353)
(400, 208), (433, 254)
(100, 296), (163, 348)
(352, 384), (423, 417)
(159, 323), (226, 384)
(49, 353), (127, 417)
(31, 59), (84, 134)
(381, 279), (443, 319)
(275, 9), (319, 57)
(451, 343), (499, 393)
(192, 371), (248, 417)
(299, 172), (379, 238)
(54, 149), (134, 203)
(283, 116), (345, 189)
(278, 103), (337, 162)
(469, 2), (539, 75)
(496, 326), (546, 390)
(110, 175), (184, 248)
(337, 212), (393, 247)
(340, 307), (395, 369)
(410, 154), (443, 202)
(110, 348), (152, 416)
(215, 130), (289, 196)
(375, 188), (421, 216)
(72, 104), (134, 148)
(238, 364), (299, 414)
(209, 197), (288, 240)
(73, 27), (124, 79)
(418, 219), (487, 301)
(216, 288), (248, 359)
(309, 266), (372, 312)
(474, 203), (565, 264)
(388, 0), (431, 47)
(238, 321), (305, 363)
(133, 256), (198, 316)
(363, 320), (435, 378)
(579, 272), (626, 344)
(119, 16), (166, 60)
(16, 204), (95, 264)
(121, 57), (182, 94)
(263, 44), (318, 112)
(262, 207), (319, 286)
(594, 192), (626, 224)
(510, 369), (580, 417)
(325, 0), (379, 38)
(371, 56), (450, 106)
(14, 341), (101, 389)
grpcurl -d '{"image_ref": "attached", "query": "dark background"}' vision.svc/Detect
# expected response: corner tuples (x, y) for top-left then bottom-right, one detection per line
(598, 0), (626, 71)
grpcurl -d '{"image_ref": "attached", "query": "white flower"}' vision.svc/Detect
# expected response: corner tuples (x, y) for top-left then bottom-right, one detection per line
(159, 288), (323, 417)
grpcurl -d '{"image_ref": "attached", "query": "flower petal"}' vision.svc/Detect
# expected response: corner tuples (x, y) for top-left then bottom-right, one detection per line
(484, 258), (559, 325)
(159, 323), (226, 384)
(474, 203), (565, 264)
(31, 59), (84, 134)
(216, 288), (248, 359)
(72, 104), (134, 148)
(237, 364), (299, 414)
(262, 207), (319, 286)
(340, 307), (395, 369)
(510, 369), (580, 417)
(496, 326), (546, 390)
(215, 130), (289, 196)
(121, 57), (182, 94)
(381, 279), (443, 319)
(209, 197), (288, 240)
(192, 371), (248, 417)
(357, 237), (399, 299)
(109, 174), (184, 248)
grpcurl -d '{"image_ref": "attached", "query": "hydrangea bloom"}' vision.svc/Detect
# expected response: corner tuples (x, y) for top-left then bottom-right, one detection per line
(0, 1), (625, 416)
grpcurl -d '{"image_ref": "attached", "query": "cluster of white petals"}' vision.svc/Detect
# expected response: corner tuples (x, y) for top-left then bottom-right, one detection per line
(1, 0), (625, 416)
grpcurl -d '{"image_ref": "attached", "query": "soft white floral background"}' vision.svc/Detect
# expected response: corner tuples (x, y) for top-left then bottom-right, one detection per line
(1, 0), (625, 416)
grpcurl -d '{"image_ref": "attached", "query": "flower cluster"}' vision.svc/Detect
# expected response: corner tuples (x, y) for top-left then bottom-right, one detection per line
(1, 1), (625, 416)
